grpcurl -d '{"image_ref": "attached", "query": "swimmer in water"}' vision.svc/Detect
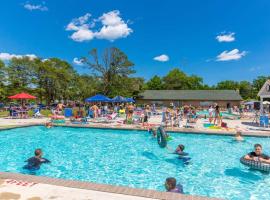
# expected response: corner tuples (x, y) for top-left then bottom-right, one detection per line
(234, 127), (244, 141)
(165, 177), (183, 194)
(23, 149), (50, 170)
(45, 122), (53, 128)
(174, 144), (186, 155)
(148, 128), (157, 138)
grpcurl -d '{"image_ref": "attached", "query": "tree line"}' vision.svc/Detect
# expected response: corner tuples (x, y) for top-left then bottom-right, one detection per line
(0, 47), (268, 104)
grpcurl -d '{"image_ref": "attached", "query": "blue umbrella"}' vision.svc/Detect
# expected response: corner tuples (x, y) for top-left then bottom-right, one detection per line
(126, 97), (135, 103)
(112, 96), (127, 103)
(85, 94), (112, 102)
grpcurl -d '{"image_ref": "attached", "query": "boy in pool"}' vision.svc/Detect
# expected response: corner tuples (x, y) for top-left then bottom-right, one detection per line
(244, 144), (270, 163)
(24, 149), (50, 170)
(165, 177), (183, 193)
(174, 144), (186, 155)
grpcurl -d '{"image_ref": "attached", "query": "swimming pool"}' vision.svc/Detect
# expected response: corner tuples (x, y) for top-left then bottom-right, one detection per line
(0, 126), (269, 200)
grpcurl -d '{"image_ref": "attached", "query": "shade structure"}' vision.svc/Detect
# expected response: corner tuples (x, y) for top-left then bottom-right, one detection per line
(8, 92), (36, 99)
(112, 96), (127, 103)
(85, 94), (112, 102)
(126, 97), (135, 103)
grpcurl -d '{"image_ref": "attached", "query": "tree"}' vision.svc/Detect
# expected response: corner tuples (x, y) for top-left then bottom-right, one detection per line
(82, 47), (136, 96)
(215, 80), (239, 90)
(162, 68), (204, 90)
(146, 75), (163, 90)
(239, 81), (253, 99)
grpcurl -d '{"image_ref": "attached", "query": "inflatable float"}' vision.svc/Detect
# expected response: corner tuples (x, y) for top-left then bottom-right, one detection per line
(240, 156), (270, 172)
(157, 126), (167, 148)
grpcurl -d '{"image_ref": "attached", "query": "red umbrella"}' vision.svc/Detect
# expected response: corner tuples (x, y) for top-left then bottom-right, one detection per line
(8, 93), (36, 99)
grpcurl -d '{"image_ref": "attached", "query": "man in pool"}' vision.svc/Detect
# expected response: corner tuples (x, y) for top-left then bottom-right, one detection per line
(23, 148), (50, 170)
(165, 177), (183, 193)
(244, 144), (270, 164)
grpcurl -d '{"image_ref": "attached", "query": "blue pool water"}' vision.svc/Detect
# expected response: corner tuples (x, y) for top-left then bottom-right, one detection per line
(0, 126), (270, 200)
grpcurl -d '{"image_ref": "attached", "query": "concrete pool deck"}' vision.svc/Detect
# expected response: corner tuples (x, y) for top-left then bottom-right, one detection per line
(0, 116), (268, 200)
(0, 172), (219, 200)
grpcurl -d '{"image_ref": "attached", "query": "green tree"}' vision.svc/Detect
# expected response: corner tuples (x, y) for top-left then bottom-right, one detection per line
(215, 80), (239, 90)
(239, 81), (253, 99)
(146, 75), (163, 90)
(162, 68), (204, 90)
(82, 47), (135, 96)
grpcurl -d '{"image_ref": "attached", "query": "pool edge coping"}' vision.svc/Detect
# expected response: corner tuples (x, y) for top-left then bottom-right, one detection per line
(0, 172), (220, 200)
(1, 122), (269, 138)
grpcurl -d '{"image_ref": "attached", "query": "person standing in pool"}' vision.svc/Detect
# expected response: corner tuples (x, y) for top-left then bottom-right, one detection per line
(244, 144), (270, 163)
(24, 149), (50, 170)
(165, 177), (183, 194)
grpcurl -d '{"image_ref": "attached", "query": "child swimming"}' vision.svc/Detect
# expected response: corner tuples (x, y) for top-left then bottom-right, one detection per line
(165, 177), (183, 193)
(23, 149), (50, 170)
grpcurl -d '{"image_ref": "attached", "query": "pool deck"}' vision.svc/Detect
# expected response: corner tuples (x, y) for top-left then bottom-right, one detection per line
(0, 172), (219, 200)
(0, 116), (269, 200)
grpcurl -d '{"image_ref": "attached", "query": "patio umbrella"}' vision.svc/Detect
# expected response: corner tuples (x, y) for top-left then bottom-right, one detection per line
(126, 97), (135, 103)
(112, 96), (127, 103)
(85, 94), (112, 103)
(8, 92), (36, 99)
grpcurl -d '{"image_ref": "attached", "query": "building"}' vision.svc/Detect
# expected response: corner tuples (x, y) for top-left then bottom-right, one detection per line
(136, 90), (242, 107)
(257, 79), (270, 112)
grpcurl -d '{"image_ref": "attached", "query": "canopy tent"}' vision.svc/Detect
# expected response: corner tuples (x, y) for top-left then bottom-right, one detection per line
(126, 97), (135, 103)
(112, 96), (127, 103)
(8, 93), (36, 99)
(85, 94), (112, 103)
(244, 101), (259, 105)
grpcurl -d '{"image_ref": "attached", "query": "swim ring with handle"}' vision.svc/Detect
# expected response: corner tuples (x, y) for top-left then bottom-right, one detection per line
(157, 126), (167, 148)
(240, 156), (270, 172)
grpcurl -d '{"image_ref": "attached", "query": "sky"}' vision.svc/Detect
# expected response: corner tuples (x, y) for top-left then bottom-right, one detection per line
(0, 0), (270, 85)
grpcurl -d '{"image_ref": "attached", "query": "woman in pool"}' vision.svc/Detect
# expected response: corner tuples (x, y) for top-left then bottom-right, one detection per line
(23, 149), (50, 170)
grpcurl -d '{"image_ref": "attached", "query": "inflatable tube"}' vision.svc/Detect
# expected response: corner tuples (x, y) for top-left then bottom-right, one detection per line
(157, 126), (167, 148)
(240, 156), (270, 172)
(166, 136), (173, 141)
(51, 115), (65, 120)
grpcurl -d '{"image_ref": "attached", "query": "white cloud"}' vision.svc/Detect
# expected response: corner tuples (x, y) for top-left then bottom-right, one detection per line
(216, 32), (235, 42)
(66, 10), (132, 42)
(153, 54), (169, 62)
(216, 49), (247, 61)
(95, 10), (133, 41)
(0, 53), (37, 61)
(73, 57), (84, 65)
(66, 13), (94, 42)
(23, 3), (48, 11)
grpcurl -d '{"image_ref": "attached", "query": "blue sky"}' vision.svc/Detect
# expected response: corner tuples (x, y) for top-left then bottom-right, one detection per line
(0, 0), (270, 85)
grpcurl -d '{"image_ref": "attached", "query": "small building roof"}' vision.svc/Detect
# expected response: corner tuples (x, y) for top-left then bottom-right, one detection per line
(258, 80), (270, 97)
(138, 90), (242, 101)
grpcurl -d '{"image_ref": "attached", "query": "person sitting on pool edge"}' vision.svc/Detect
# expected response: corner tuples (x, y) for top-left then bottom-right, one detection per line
(165, 177), (183, 194)
(244, 144), (270, 164)
(23, 148), (50, 170)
